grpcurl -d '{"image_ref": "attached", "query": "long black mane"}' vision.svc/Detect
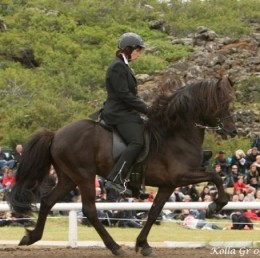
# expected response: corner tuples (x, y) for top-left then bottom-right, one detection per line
(147, 78), (233, 146)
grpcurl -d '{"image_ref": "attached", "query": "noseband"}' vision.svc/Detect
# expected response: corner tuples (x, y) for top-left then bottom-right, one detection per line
(194, 114), (235, 131)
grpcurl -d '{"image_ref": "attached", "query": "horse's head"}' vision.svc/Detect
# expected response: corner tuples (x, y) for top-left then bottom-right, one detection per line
(201, 77), (237, 139)
(148, 76), (238, 142)
(214, 111), (237, 139)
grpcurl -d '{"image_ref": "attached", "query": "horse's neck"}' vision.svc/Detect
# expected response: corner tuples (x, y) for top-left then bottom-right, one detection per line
(165, 128), (205, 150)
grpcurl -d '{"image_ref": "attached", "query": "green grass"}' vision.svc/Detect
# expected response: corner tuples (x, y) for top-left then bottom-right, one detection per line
(1, 216), (260, 243)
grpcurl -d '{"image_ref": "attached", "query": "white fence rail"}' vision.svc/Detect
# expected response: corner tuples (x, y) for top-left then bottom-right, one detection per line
(1, 201), (260, 247)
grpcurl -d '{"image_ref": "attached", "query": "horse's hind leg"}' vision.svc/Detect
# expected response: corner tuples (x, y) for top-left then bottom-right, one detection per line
(78, 181), (124, 256)
(19, 175), (76, 246)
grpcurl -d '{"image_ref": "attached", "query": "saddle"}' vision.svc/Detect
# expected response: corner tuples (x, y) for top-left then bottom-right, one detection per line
(89, 109), (149, 189)
(98, 119), (150, 187)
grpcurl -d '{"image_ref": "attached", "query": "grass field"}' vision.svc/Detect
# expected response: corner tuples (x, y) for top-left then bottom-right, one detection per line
(1, 215), (260, 243)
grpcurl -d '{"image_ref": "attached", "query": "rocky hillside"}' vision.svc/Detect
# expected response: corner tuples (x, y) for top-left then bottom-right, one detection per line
(137, 26), (260, 138)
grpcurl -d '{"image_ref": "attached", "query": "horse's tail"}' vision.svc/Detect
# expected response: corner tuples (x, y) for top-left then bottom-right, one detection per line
(9, 129), (54, 214)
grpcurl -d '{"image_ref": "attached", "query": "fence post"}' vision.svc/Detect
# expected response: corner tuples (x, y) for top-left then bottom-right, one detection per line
(68, 210), (78, 248)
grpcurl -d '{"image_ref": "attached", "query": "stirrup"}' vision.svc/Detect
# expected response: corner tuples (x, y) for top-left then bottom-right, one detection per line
(105, 181), (132, 196)
(120, 179), (130, 195)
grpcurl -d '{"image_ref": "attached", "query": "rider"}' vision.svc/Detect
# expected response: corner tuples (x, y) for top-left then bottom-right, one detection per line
(101, 32), (149, 196)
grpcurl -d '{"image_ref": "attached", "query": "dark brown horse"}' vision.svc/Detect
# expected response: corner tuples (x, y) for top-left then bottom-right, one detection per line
(9, 77), (237, 256)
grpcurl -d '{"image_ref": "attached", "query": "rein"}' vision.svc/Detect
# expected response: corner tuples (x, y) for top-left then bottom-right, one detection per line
(194, 114), (235, 131)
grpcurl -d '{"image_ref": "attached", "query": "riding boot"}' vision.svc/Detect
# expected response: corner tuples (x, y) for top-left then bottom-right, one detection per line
(106, 161), (127, 184)
(106, 160), (132, 196)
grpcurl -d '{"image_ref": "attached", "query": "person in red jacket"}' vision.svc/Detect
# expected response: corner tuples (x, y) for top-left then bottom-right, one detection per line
(2, 167), (15, 189)
(233, 175), (255, 194)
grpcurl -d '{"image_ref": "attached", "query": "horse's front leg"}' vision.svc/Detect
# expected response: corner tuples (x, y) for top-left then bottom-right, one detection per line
(135, 187), (173, 256)
(177, 170), (229, 218)
(206, 172), (229, 217)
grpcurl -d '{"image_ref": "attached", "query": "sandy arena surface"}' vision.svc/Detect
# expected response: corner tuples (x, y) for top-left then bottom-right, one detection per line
(0, 246), (259, 258)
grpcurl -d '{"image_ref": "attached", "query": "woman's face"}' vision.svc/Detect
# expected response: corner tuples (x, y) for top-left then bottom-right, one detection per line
(131, 48), (142, 61)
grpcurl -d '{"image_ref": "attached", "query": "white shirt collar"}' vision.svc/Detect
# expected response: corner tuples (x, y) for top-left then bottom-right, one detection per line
(121, 53), (129, 65)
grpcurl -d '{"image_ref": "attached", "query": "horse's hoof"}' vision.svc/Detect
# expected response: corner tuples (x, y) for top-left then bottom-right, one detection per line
(141, 246), (154, 256)
(19, 235), (30, 246)
(112, 247), (127, 257)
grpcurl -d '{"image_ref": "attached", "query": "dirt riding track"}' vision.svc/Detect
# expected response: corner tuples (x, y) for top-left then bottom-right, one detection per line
(0, 247), (258, 258)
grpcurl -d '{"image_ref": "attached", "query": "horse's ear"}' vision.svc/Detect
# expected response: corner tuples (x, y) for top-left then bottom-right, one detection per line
(226, 75), (234, 87)
(218, 76), (234, 88)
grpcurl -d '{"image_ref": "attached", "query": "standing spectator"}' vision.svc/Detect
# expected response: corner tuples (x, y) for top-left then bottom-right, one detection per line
(251, 133), (260, 151)
(0, 147), (15, 169)
(214, 164), (227, 180)
(230, 149), (248, 175)
(213, 151), (230, 174)
(13, 144), (23, 169)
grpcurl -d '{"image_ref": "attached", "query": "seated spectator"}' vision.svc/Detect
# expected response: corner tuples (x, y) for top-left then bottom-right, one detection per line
(238, 192), (245, 202)
(2, 167), (15, 201)
(213, 151), (230, 174)
(252, 155), (260, 173)
(246, 164), (259, 183)
(230, 149), (248, 175)
(248, 177), (260, 190)
(2, 167), (15, 189)
(255, 189), (260, 216)
(256, 189), (260, 201)
(243, 192), (255, 202)
(224, 164), (242, 188)
(115, 196), (143, 228)
(180, 185), (199, 201)
(230, 211), (254, 230)
(233, 175), (255, 195)
(246, 147), (259, 169)
(199, 186), (210, 201)
(231, 194), (239, 202)
(168, 188), (185, 202)
(105, 181), (120, 202)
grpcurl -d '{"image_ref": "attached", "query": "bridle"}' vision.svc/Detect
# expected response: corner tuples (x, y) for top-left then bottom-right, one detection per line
(194, 114), (235, 131)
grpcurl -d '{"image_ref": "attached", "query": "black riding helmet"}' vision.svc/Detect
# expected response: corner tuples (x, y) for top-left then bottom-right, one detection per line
(118, 32), (145, 50)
